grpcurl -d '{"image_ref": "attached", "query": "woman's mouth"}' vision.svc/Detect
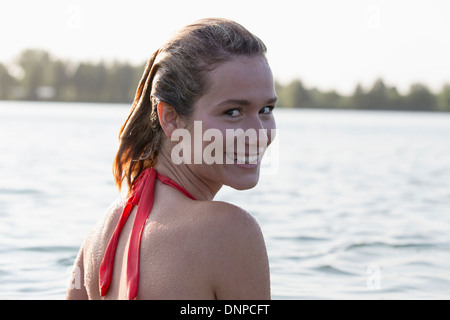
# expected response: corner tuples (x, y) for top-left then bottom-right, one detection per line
(226, 153), (260, 165)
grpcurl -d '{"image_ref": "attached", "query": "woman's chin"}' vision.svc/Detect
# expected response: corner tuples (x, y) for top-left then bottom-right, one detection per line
(226, 171), (260, 190)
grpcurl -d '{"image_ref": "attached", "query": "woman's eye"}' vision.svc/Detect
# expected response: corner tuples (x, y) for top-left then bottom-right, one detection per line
(225, 109), (242, 117)
(260, 106), (274, 115)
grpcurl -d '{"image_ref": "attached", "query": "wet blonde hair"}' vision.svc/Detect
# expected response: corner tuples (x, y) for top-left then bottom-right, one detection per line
(113, 18), (267, 192)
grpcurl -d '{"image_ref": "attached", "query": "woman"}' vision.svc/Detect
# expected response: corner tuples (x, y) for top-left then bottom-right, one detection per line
(66, 18), (277, 300)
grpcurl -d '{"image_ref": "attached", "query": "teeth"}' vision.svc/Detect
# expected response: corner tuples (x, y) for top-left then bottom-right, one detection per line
(226, 153), (236, 162)
(226, 153), (259, 164)
(246, 155), (259, 163)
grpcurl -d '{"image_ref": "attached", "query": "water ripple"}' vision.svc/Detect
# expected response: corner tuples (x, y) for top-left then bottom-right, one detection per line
(312, 265), (357, 276)
(0, 188), (43, 195)
(18, 245), (79, 253)
(344, 241), (443, 252)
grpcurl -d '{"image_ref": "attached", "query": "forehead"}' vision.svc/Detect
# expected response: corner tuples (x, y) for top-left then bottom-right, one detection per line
(199, 56), (275, 105)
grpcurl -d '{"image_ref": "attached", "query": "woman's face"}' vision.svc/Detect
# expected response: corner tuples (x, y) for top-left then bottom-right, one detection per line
(180, 55), (277, 190)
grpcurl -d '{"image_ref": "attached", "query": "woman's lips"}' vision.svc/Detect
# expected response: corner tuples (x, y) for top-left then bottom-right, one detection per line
(226, 153), (260, 164)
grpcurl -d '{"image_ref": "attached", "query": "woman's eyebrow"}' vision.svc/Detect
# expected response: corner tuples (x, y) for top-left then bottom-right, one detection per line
(217, 99), (251, 107)
(217, 97), (278, 107)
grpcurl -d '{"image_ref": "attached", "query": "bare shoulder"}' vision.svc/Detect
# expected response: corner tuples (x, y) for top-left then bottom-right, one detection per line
(84, 196), (127, 263)
(66, 196), (126, 299)
(192, 200), (270, 299)
(198, 200), (260, 227)
(209, 201), (264, 243)
(192, 200), (266, 250)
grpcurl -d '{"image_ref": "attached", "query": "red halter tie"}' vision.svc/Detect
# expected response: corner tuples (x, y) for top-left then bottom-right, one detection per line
(99, 168), (195, 299)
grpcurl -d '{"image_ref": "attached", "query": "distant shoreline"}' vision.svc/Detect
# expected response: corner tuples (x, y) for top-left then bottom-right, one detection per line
(1, 49), (449, 112)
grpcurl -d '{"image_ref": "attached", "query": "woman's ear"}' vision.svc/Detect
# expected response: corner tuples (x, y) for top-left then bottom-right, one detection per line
(157, 101), (181, 139)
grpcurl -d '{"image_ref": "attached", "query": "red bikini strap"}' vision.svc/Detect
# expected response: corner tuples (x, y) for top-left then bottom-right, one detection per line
(125, 168), (156, 299)
(99, 168), (195, 300)
(156, 172), (196, 200)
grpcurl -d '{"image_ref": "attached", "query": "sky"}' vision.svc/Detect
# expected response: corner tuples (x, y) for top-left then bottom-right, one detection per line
(1, 0), (449, 94)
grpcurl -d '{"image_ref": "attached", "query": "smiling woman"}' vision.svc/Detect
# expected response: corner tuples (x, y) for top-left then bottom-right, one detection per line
(66, 18), (276, 300)
(167, 56), (277, 189)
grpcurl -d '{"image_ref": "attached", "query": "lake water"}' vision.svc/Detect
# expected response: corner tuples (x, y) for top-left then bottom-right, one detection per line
(1, 101), (450, 299)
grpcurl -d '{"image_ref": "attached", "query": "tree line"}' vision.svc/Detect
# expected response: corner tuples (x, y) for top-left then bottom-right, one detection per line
(276, 79), (450, 111)
(1, 49), (449, 111)
(0, 49), (145, 103)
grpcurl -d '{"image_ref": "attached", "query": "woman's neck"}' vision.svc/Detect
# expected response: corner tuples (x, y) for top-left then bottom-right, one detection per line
(154, 149), (222, 201)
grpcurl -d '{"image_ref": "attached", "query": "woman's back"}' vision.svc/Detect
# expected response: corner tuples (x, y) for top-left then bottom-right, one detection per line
(69, 181), (270, 299)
